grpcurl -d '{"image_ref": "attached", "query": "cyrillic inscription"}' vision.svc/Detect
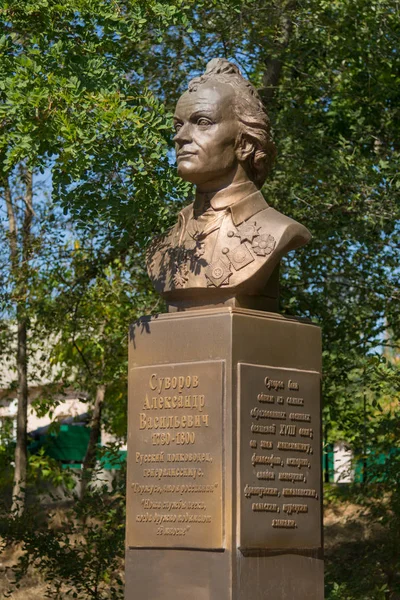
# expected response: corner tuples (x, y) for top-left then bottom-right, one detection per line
(252, 503), (279, 512)
(127, 361), (224, 549)
(272, 519), (296, 528)
(239, 364), (321, 550)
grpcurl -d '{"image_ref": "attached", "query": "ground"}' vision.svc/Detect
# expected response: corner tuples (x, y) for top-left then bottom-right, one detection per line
(1, 500), (398, 599)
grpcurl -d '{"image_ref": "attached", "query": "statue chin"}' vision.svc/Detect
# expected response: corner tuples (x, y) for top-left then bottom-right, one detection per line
(176, 166), (198, 183)
(176, 163), (216, 186)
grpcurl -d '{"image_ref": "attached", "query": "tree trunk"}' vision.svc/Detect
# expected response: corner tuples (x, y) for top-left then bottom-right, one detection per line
(80, 383), (106, 498)
(259, 1), (297, 106)
(12, 311), (29, 515)
(10, 169), (33, 516)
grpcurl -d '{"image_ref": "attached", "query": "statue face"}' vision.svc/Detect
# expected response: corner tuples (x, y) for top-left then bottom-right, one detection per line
(173, 81), (240, 190)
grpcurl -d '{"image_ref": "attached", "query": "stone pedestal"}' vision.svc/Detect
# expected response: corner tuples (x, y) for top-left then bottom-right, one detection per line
(125, 308), (323, 600)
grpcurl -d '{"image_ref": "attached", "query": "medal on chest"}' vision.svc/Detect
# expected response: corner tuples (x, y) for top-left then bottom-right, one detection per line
(205, 220), (276, 288)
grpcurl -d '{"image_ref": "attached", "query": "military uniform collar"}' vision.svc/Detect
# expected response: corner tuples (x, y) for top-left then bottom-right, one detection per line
(196, 180), (257, 211)
(179, 181), (268, 227)
(228, 190), (268, 226)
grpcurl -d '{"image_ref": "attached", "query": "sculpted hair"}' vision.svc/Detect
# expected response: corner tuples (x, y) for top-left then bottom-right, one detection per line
(188, 58), (276, 188)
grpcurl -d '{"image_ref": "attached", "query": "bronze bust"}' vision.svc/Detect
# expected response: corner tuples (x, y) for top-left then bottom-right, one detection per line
(146, 58), (311, 312)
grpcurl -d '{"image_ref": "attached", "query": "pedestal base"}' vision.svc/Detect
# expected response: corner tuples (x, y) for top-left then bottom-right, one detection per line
(126, 308), (323, 600)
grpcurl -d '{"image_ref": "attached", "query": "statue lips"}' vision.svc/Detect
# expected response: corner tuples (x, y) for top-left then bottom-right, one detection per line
(177, 151), (197, 161)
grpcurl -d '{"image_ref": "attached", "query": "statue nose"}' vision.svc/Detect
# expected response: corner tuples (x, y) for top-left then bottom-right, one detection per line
(174, 124), (192, 145)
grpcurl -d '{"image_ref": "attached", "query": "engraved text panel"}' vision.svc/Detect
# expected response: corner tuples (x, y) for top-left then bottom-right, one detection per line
(127, 361), (224, 549)
(238, 363), (321, 550)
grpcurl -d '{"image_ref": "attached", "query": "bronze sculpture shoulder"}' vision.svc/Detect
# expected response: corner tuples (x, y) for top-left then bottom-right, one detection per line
(146, 190), (310, 308)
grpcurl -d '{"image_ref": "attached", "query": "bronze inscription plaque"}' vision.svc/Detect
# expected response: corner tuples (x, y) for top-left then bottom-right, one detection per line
(238, 363), (321, 550)
(127, 361), (224, 549)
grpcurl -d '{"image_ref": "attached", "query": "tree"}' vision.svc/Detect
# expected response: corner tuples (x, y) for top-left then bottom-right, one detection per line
(2, 168), (32, 514)
(0, 170), (65, 514)
(0, 0), (190, 514)
(47, 244), (159, 496)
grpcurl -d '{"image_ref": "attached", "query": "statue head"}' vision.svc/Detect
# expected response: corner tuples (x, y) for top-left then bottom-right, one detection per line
(173, 58), (276, 191)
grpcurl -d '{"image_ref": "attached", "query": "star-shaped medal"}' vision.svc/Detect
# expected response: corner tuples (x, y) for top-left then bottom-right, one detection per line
(235, 221), (260, 244)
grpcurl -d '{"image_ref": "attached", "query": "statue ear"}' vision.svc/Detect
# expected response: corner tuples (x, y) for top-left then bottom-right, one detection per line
(236, 137), (254, 162)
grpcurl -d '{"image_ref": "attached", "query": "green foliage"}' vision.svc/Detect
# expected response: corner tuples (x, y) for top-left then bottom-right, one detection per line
(1, 456), (126, 599)
(0, 437), (15, 490)
(0, 0), (191, 245)
(326, 580), (390, 600)
(39, 242), (162, 438)
(323, 354), (400, 598)
(29, 447), (76, 491)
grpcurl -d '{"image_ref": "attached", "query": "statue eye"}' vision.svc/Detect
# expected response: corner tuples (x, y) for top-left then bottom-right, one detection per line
(197, 117), (212, 127)
(174, 122), (183, 132)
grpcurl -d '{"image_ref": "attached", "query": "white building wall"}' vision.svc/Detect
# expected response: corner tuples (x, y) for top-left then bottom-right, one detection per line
(333, 441), (354, 483)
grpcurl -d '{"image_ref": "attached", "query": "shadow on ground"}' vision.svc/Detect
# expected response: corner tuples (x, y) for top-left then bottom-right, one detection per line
(324, 501), (400, 600)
